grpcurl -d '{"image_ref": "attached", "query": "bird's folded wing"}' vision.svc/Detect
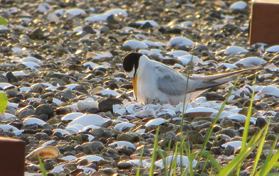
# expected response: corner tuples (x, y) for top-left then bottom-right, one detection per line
(189, 67), (259, 91)
(155, 64), (188, 96)
(156, 65), (260, 95)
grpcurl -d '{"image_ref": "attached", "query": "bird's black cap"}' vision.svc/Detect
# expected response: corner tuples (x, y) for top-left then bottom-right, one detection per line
(123, 53), (142, 76)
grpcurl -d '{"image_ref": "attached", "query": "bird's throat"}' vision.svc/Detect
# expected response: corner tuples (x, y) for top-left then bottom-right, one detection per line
(131, 76), (137, 99)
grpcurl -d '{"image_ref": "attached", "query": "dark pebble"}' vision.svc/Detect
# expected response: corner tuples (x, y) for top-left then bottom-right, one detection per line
(224, 145), (234, 156)
(211, 146), (223, 155)
(98, 98), (123, 112)
(35, 104), (54, 119)
(255, 117), (268, 128)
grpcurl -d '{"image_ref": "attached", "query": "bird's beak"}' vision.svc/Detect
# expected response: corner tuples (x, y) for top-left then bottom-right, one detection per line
(131, 75), (137, 99)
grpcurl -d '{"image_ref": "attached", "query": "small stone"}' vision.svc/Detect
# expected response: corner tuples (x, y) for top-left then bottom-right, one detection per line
(255, 117), (268, 128)
(205, 92), (225, 101)
(255, 102), (270, 110)
(50, 78), (67, 86)
(52, 132), (64, 140)
(9, 120), (23, 129)
(247, 127), (260, 136)
(74, 145), (83, 153)
(240, 170), (250, 176)
(6, 89), (18, 97)
(221, 23), (239, 33)
(35, 104), (54, 119)
(273, 124), (279, 133)
(100, 26), (110, 34)
(266, 134), (277, 141)
(28, 27), (45, 40)
(198, 161), (212, 170)
(86, 107), (99, 113)
(118, 162), (133, 169)
(140, 22), (153, 29)
(82, 142), (105, 154)
(9, 97), (21, 103)
(56, 107), (71, 115)
(34, 132), (49, 140)
(98, 168), (116, 175)
(38, 114), (49, 121)
(117, 132), (139, 142)
(82, 25), (96, 34)
(213, 125), (222, 132)
(224, 145), (234, 156)
(247, 152), (256, 159)
(186, 131), (205, 144)
(220, 118), (233, 128)
(77, 159), (89, 166)
(218, 129), (240, 137)
(118, 146), (135, 156)
(193, 122), (211, 131)
(19, 109), (35, 120)
(182, 124), (193, 132)
(62, 89), (75, 101)
(90, 128), (112, 138)
(211, 146), (222, 155)
(22, 124), (38, 130)
(43, 159), (57, 170)
(98, 98), (123, 112)
(73, 86), (88, 94)
(6, 72), (18, 83)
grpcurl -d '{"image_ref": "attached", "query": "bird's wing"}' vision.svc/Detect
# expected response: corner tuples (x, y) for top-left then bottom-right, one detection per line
(155, 64), (188, 96)
(188, 67), (258, 91)
(156, 65), (260, 95)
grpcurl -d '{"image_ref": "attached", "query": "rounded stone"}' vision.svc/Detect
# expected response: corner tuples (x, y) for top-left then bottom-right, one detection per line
(224, 145), (234, 156)
(98, 98), (123, 112)
(19, 109), (35, 120)
(117, 132), (139, 143)
(186, 131), (205, 144)
(82, 142), (105, 154)
(35, 104), (54, 118)
(118, 162), (133, 169)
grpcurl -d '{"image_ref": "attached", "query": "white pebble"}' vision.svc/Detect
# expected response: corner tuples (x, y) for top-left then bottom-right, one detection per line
(123, 40), (148, 50)
(168, 37), (195, 47)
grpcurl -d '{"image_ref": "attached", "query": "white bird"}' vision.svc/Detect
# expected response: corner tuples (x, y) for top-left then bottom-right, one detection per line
(123, 53), (257, 105)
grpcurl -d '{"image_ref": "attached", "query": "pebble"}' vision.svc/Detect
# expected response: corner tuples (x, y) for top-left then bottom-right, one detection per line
(82, 142), (105, 154)
(35, 104), (54, 119)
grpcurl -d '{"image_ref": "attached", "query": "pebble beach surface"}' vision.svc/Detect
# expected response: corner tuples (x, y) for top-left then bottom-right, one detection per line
(1, 0), (279, 175)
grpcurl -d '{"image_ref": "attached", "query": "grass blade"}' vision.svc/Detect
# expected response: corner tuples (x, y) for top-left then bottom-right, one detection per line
(251, 122), (269, 175)
(257, 135), (279, 176)
(149, 126), (160, 176)
(157, 147), (168, 176)
(201, 151), (221, 172)
(195, 76), (240, 173)
(237, 76), (257, 175)
(0, 17), (8, 25)
(136, 146), (145, 176)
(0, 93), (8, 113)
(38, 155), (47, 176)
(218, 125), (267, 175)
(170, 143), (179, 176)
(258, 149), (279, 176)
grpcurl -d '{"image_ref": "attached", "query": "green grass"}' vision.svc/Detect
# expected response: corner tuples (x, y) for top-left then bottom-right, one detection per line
(38, 155), (47, 176)
(0, 17), (8, 25)
(0, 93), (8, 113)
(143, 74), (279, 176)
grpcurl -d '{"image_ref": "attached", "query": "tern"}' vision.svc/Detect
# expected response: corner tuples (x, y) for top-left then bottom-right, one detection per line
(123, 52), (255, 105)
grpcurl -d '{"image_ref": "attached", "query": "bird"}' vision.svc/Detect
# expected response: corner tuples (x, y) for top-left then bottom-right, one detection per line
(123, 52), (256, 105)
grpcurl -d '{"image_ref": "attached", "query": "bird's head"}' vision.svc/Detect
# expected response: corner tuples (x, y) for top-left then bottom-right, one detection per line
(123, 52), (149, 99)
(123, 52), (143, 78)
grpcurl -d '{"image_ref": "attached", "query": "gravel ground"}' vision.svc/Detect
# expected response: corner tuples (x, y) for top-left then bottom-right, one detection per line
(0, 0), (279, 175)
